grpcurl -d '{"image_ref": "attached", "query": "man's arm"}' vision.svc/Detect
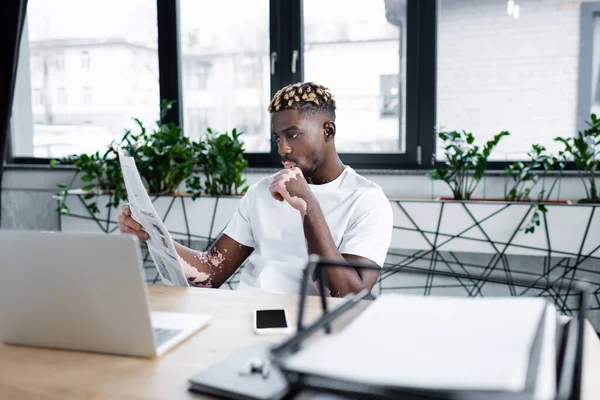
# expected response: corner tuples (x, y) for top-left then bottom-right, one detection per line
(269, 168), (382, 297)
(303, 199), (380, 297)
(117, 204), (253, 288)
(174, 235), (253, 288)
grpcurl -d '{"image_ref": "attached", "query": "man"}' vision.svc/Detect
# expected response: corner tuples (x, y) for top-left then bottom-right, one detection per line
(118, 82), (393, 297)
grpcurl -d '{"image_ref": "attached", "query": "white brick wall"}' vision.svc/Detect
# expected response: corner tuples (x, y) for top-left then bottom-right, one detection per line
(437, 0), (586, 159)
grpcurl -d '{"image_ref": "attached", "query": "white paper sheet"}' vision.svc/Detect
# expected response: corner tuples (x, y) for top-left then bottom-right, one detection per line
(534, 304), (557, 400)
(283, 294), (551, 393)
(119, 153), (189, 287)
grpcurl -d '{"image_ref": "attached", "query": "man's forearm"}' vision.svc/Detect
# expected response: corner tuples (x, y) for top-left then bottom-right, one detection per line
(174, 242), (227, 288)
(303, 199), (368, 297)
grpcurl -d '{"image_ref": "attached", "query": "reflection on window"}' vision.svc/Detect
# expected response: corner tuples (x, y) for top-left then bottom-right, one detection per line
(180, 0), (270, 152)
(303, 0), (406, 153)
(11, 0), (159, 158)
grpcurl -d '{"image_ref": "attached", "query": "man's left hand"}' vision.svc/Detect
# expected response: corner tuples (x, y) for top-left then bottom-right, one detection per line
(269, 167), (315, 217)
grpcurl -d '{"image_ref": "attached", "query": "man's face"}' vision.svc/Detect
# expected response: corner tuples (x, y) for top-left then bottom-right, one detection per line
(271, 109), (328, 180)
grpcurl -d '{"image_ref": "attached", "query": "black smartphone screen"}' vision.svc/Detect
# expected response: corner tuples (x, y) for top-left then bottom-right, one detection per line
(256, 309), (288, 329)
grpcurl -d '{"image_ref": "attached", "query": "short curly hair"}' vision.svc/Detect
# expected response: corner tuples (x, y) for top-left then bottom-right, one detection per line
(267, 81), (336, 120)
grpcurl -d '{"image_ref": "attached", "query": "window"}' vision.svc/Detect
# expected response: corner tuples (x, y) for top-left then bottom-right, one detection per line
(179, 0), (271, 152)
(185, 108), (210, 140)
(33, 89), (43, 106)
(380, 74), (400, 118)
(82, 87), (91, 105)
(10, 0), (435, 168)
(143, 88), (153, 106)
(188, 61), (210, 90)
(11, 0), (160, 159)
(81, 51), (90, 69)
(592, 15), (600, 113)
(58, 87), (67, 106)
(437, 0), (583, 161)
(31, 53), (41, 72)
(236, 57), (262, 89)
(55, 52), (65, 70)
(235, 106), (264, 149)
(303, 0), (407, 153)
(579, 3), (600, 134)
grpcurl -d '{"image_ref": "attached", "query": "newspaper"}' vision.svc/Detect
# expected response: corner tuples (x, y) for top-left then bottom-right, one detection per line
(118, 153), (189, 287)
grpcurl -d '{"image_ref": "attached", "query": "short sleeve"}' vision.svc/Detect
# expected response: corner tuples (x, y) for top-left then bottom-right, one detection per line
(222, 184), (257, 248)
(338, 190), (393, 267)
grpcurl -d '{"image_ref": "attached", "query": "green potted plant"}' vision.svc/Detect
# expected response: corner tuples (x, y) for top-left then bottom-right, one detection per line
(120, 100), (196, 195)
(53, 100), (196, 214)
(51, 145), (125, 214)
(428, 129), (510, 200)
(555, 113), (600, 203)
(504, 144), (566, 233)
(186, 128), (249, 199)
(504, 144), (559, 202)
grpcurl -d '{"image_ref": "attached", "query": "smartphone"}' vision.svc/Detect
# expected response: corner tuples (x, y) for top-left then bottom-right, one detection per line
(253, 309), (292, 335)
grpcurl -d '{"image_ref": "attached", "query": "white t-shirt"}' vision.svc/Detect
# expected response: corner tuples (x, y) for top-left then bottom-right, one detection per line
(223, 166), (393, 295)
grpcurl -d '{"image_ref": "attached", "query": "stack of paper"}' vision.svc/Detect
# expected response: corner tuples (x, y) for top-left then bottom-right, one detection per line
(281, 294), (556, 399)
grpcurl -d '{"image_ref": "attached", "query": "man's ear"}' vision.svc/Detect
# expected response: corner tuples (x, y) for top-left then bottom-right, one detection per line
(323, 121), (336, 142)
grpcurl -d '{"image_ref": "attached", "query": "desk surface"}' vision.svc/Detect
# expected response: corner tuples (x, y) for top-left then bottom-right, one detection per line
(1, 285), (600, 400)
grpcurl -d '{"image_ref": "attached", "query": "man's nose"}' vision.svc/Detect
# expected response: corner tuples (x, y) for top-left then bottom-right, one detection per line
(278, 138), (292, 156)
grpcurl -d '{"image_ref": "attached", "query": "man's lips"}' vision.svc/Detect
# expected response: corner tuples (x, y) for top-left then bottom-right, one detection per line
(282, 161), (296, 169)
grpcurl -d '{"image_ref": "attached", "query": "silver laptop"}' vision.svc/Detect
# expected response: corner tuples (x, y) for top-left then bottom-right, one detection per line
(0, 230), (211, 357)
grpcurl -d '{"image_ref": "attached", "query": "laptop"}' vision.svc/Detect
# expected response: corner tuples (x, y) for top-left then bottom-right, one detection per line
(0, 230), (211, 358)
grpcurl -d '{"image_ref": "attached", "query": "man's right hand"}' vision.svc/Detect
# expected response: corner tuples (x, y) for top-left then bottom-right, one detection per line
(117, 204), (149, 241)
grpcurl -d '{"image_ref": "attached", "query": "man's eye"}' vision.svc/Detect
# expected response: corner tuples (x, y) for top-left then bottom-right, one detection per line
(289, 132), (300, 139)
(272, 136), (280, 142)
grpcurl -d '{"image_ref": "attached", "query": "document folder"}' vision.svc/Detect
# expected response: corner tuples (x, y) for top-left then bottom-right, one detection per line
(188, 341), (290, 400)
(270, 255), (590, 400)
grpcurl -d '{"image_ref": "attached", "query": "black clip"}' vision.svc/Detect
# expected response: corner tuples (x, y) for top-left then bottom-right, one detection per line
(239, 357), (271, 379)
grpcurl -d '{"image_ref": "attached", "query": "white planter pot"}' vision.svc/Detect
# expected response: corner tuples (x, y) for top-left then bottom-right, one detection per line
(59, 194), (600, 260)
(383, 199), (600, 324)
(389, 199), (600, 259)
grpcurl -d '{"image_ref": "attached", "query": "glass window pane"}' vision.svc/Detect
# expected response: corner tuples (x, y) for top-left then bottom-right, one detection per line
(591, 15), (600, 116)
(11, 0), (159, 159)
(437, 0), (581, 161)
(303, 0), (407, 153)
(179, 0), (271, 152)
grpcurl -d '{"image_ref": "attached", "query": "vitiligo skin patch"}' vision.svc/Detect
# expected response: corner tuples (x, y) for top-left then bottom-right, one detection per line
(270, 167), (308, 217)
(179, 247), (227, 287)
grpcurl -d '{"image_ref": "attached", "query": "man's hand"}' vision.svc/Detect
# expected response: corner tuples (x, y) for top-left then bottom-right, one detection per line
(117, 204), (149, 241)
(269, 167), (315, 217)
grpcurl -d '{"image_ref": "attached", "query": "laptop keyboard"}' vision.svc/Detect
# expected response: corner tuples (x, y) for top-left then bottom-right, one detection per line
(152, 327), (182, 347)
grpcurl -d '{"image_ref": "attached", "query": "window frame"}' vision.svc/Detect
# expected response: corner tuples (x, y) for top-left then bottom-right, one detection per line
(266, 0), (438, 170)
(578, 2), (600, 134)
(7, 0), (435, 169)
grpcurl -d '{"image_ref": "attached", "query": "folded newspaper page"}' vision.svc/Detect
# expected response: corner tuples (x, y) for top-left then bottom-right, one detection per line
(119, 153), (189, 287)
